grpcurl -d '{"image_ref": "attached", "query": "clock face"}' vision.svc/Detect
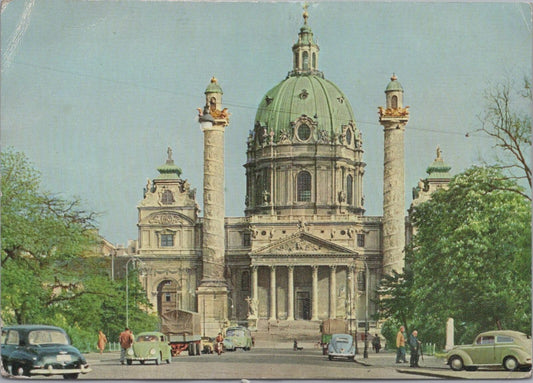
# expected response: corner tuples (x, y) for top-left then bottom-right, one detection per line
(297, 124), (311, 141)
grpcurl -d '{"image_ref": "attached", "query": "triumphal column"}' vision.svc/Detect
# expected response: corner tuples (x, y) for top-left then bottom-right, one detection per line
(378, 74), (410, 275)
(196, 77), (230, 336)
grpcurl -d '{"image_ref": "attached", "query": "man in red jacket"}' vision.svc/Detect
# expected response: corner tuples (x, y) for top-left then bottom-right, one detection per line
(119, 328), (134, 364)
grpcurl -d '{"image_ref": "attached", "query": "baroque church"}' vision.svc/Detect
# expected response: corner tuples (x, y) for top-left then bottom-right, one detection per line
(130, 10), (452, 337)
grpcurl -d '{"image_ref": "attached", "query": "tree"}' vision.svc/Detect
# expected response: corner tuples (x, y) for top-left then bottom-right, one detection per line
(405, 166), (531, 346)
(479, 76), (531, 199)
(1, 148), (158, 349)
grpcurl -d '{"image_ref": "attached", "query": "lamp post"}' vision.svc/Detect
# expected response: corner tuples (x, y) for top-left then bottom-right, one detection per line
(125, 258), (144, 329)
(363, 261), (369, 359)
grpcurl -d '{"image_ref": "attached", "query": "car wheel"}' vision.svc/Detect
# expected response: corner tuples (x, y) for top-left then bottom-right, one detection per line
(140, 360), (145, 365)
(126, 359), (133, 365)
(196, 342), (201, 356)
(13, 364), (26, 377)
(166, 356), (172, 364)
(63, 373), (79, 380)
(328, 355), (332, 361)
(449, 356), (464, 371)
(155, 354), (161, 365)
(504, 356), (518, 371)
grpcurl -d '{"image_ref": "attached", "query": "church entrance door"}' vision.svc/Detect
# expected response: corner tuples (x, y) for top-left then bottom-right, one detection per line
(296, 291), (311, 320)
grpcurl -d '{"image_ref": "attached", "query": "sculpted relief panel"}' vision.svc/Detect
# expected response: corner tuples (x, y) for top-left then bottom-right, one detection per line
(146, 212), (187, 226)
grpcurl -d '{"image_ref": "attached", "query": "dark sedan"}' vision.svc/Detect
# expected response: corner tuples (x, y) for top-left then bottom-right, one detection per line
(1, 324), (92, 379)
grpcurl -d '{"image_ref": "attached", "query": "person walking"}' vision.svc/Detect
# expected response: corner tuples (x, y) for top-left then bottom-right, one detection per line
(215, 332), (224, 356)
(395, 326), (407, 363)
(409, 330), (421, 367)
(119, 327), (134, 365)
(371, 334), (381, 353)
(97, 330), (108, 354)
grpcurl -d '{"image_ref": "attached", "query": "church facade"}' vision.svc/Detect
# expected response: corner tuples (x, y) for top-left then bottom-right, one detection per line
(131, 11), (451, 336)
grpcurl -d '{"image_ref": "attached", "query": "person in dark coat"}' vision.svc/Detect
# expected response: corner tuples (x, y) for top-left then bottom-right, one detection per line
(409, 330), (421, 367)
(371, 334), (381, 353)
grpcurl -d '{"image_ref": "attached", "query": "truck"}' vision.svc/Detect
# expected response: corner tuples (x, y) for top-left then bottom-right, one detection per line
(160, 309), (202, 356)
(320, 319), (348, 355)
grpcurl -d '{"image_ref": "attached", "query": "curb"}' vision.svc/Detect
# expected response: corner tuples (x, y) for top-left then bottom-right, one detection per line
(396, 368), (467, 379)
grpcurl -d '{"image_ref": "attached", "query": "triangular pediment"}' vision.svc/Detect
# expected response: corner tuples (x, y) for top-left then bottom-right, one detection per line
(252, 231), (357, 256)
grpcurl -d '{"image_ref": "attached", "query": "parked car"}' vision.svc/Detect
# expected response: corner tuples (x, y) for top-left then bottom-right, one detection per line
(1, 324), (92, 379)
(126, 331), (172, 365)
(327, 333), (356, 361)
(446, 330), (532, 371)
(201, 336), (215, 354)
(223, 326), (252, 351)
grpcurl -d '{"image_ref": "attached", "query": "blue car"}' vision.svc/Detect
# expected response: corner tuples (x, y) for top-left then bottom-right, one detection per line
(1, 325), (92, 379)
(327, 333), (356, 361)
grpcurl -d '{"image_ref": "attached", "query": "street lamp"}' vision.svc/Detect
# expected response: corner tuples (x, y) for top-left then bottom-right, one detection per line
(125, 257), (145, 329)
(363, 261), (369, 359)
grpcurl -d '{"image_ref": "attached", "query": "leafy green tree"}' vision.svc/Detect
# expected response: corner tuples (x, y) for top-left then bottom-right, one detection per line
(1, 148), (158, 350)
(406, 166), (531, 346)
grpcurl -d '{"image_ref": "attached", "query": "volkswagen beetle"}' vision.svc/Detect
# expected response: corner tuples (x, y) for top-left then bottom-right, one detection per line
(126, 331), (172, 365)
(223, 326), (252, 351)
(1, 325), (92, 379)
(327, 333), (356, 361)
(446, 330), (532, 371)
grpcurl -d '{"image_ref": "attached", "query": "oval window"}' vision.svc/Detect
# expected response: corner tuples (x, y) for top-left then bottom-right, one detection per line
(298, 124), (311, 141)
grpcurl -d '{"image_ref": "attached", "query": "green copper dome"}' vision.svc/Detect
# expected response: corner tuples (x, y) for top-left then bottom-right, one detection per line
(156, 147), (182, 180)
(255, 75), (356, 138)
(205, 76), (223, 94)
(426, 147), (452, 180)
(253, 10), (356, 139)
(385, 74), (404, 92)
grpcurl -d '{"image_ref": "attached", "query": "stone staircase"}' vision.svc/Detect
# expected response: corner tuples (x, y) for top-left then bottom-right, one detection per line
(252, 319), (322, 342)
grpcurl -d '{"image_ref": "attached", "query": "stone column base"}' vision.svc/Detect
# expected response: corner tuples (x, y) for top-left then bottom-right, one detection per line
(196, 285), (228, 337)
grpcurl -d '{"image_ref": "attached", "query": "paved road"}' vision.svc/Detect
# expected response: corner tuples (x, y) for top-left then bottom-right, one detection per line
(5, 341), (531, 380)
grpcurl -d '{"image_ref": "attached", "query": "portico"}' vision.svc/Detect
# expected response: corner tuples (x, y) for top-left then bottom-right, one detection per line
(248, 231), (365, 321)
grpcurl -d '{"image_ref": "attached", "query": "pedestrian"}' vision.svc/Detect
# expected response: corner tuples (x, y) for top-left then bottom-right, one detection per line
(119, 327), (134, 365)
(395, 326), (407, 363)
(371, 333), (381, 353)
(409, 330), (421, 367)
(215, 332), (224, 356)
(97, 330), (108, 354)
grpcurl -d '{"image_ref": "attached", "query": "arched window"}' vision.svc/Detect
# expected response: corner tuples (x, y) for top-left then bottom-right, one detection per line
(391, 95), (398, 109)
(297, 171), (312, 202)
(303, 52), (309, 70)
(345, 129), (352, 145)
(294, 53), (299, 69)
(312, 52), (316, 69)
(346, 175), (353, 205)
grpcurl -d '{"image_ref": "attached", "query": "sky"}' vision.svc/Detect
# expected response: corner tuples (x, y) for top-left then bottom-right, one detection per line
(1, 0), (531, 245)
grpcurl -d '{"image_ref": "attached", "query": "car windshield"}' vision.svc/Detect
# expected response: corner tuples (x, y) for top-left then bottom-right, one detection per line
(137, 335), (159, 342)
(226, 329), (244, 337)
(28, 330), (69, 345)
